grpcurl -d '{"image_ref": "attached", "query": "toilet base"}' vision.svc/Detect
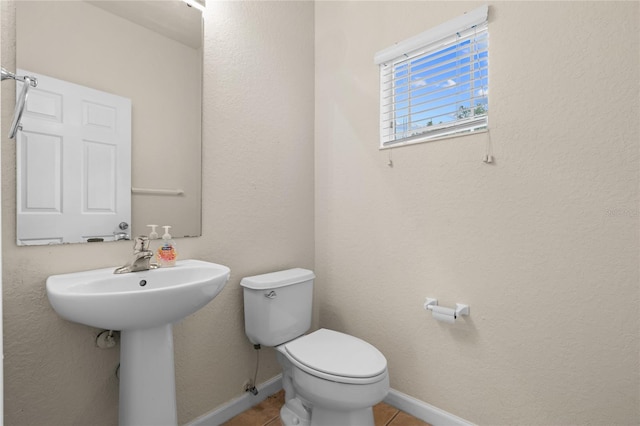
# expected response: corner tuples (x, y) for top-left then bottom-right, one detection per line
(280, 397), (374, 426)
(280, 398), (311, 426)
(310, 406), (374, 426)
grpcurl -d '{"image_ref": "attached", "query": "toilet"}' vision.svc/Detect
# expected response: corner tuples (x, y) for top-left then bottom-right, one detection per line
(241, 268), (389, 426)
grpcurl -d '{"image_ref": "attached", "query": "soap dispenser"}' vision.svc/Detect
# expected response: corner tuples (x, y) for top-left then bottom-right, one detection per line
(147, 224), (159, 240)
(147, 225), (160, 267)
(156, 225), (177, 267)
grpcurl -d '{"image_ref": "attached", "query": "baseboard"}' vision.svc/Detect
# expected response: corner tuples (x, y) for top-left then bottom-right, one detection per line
(186, 375), (474, 426)
(384, 388), (476, 426)
(185, 374), (283, 426)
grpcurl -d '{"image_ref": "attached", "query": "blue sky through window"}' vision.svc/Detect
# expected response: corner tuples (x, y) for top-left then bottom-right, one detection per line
(390, 26), (488, 140)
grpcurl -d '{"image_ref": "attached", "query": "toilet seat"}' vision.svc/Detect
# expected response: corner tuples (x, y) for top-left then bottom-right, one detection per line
(281, 329), (387, 385)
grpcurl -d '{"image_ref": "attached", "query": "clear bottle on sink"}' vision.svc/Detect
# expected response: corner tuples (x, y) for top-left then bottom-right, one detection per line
(147, 224), (159, 240)
(156, 226), (177, 267)
(147, 224), (160, 267)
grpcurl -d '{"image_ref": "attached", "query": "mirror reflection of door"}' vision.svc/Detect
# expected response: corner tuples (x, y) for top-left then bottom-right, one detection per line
(15, 0), (203, 243)
(16, 71), (131, 245)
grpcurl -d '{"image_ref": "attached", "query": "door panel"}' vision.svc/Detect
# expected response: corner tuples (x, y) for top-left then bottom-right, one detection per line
(16, 70), (131, 245)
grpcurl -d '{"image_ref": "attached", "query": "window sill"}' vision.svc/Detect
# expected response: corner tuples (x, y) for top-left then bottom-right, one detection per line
(379, 127), (488, 150)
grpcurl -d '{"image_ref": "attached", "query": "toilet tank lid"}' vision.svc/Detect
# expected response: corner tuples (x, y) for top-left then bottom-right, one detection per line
(240, 268), (315, 290)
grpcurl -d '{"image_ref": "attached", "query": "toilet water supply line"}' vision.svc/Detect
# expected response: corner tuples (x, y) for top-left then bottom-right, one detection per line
(0, 67), (38, 139)
(245, 344), (260, 395)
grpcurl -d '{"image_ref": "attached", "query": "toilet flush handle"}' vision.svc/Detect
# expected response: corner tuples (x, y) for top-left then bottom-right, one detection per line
(265, 291), (277, 299)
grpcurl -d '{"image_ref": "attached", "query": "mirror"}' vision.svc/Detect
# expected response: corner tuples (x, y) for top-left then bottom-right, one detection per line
(13, 0), (203, 245)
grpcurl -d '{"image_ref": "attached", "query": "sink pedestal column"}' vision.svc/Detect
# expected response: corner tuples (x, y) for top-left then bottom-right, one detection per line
(119, 324), (177, 426)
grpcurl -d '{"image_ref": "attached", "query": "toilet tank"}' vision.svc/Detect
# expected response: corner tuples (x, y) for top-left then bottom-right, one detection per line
(241, 268), (315, 347)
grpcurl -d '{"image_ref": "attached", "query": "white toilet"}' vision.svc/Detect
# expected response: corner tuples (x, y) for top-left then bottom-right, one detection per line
(241, 268), (389, 426)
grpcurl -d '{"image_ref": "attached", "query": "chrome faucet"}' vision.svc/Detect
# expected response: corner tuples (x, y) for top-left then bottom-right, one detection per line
(114, 236), (158, 274)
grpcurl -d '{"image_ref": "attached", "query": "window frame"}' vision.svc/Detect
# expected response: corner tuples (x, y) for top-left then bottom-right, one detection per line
(375, 5), (489, 150)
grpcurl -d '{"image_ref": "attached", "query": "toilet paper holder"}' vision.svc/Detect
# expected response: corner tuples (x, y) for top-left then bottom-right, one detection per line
(423, 298), (469, 318)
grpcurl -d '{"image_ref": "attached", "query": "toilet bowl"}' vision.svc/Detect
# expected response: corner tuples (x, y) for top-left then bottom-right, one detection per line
(276, 329), (389, 426)
(241, 269), (390, 426)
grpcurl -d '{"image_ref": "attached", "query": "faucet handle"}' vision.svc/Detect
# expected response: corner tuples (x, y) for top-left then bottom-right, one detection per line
(133, 235), (150, 252)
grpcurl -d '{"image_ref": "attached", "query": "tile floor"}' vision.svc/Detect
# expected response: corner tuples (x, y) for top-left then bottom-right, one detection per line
(223, 391), (431, 426)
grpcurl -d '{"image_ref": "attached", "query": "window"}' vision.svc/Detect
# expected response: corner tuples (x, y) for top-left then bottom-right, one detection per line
(375, 5), (489, 149)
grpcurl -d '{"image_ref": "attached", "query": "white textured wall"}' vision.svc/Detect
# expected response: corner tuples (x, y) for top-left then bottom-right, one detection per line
(315, 1), (639, 425)
(1, 1), (314, 424)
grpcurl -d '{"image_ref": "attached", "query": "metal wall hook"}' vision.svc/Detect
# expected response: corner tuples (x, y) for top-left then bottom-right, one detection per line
(1, 67), (38, 86)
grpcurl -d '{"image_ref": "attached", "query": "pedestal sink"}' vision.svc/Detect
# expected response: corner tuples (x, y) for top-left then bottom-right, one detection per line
(46, 259), (230, 426)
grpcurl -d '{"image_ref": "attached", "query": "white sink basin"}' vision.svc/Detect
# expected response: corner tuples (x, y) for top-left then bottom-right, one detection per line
(46, 259), (229, 330)
(46, 258), (230, 426)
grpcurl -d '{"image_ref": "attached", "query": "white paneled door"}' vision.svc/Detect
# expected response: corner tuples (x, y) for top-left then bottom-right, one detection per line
(16, 70), (131, 245)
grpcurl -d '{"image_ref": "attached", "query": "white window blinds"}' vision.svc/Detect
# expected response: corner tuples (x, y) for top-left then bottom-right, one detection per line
(375, 6), (489, 148)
